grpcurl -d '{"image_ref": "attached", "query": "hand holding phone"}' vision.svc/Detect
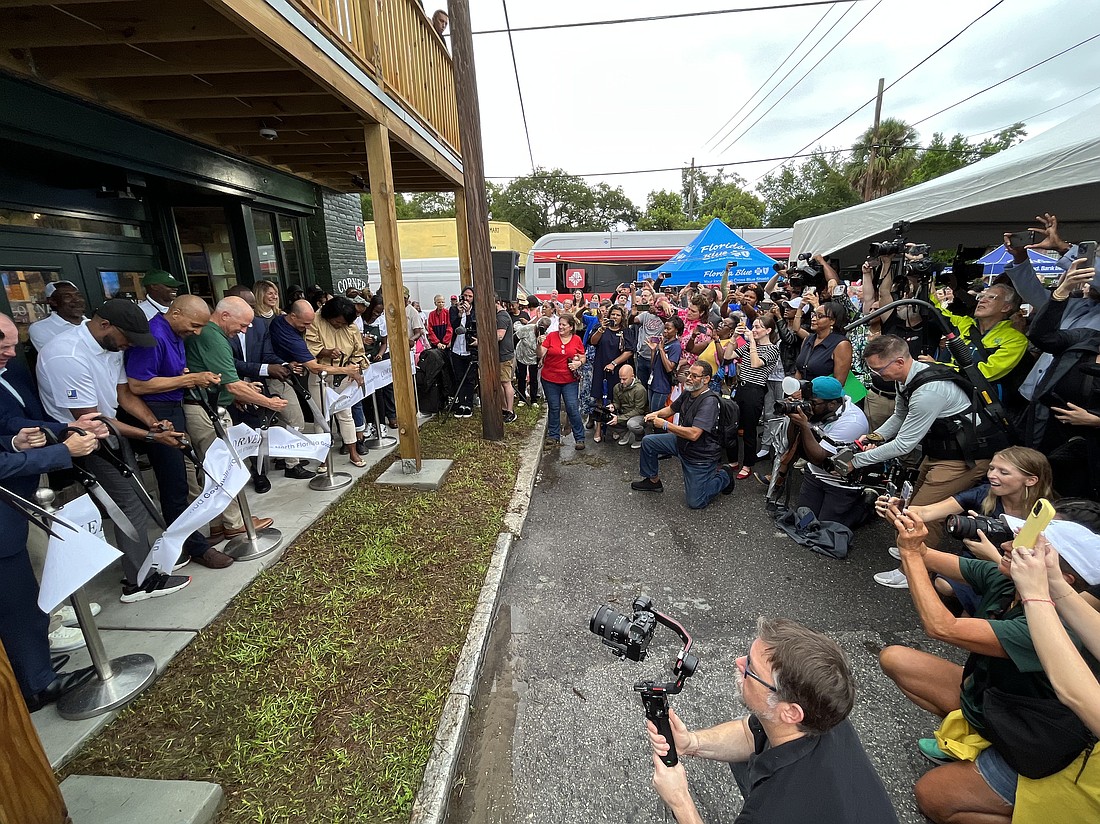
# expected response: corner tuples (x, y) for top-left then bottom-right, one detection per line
(898, 481), (914, 512)
(1012, 498), (1056, 550)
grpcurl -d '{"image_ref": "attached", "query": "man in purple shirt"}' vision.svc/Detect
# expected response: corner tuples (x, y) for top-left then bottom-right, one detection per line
(125, 295), (233, 570)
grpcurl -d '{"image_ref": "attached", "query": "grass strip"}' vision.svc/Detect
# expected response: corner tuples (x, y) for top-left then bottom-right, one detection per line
(62, 409), (538, 823)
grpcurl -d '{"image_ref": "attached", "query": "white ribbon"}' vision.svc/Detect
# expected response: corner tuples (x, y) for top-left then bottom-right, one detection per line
(329, 379), (366, 414)
(37, 494), (122, 613)
(227, 422), (263, 459)
(266, 426), (331, 463)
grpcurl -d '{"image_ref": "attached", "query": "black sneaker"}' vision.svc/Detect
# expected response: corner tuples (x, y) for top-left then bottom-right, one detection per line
(631, 478), (664, 492)
(173, 552), (191, 571)
(120, 571), (191, 603)
(503, 410), (518, 423)
(721, 465), (736, 495)
(284, 464), (314, 480)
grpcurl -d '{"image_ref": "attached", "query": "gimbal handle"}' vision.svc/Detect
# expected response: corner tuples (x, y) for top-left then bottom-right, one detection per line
(640, 688), (678, 767)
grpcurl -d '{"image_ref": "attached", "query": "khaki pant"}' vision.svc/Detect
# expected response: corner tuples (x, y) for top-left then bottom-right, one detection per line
(266, 377), (307, 467)
(863, 387), (897, 434)
(309, 372), (359, 448)
(183, 403), (245, 531)
(911, 457), (991, 545)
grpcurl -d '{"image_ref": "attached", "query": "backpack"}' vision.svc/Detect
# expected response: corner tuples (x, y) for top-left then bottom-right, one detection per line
(713, 393), (740, 451)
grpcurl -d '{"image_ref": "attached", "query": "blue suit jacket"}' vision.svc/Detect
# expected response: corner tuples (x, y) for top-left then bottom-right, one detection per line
(0, 361), (66, 436)
(229, 315), (281, 379)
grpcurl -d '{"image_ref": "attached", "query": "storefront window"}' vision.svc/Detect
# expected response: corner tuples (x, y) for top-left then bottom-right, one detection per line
(0, 208), (143, 239)
(99, 270), (146, 301)
(277, 214), (304, 285)
(173, 206), (237, 303)
(252, 211), (281, 280)
(1, 269), (62, 343)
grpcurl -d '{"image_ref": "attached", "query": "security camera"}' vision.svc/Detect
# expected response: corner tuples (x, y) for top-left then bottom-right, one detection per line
(259, 127), (278, 141)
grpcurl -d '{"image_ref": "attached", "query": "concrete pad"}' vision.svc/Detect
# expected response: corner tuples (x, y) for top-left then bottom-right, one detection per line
(61, 775), (223, 824)
(33, 629), (195, 769)
(375, 458), (453, 490)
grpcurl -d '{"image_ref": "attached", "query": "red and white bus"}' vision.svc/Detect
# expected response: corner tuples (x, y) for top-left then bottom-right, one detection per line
(522, 228), (793, 299)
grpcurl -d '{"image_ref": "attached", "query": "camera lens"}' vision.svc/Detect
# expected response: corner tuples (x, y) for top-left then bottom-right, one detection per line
(590, 605), (629, 643)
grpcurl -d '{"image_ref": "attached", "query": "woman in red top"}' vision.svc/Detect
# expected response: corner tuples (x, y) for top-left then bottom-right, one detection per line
(427, 294), (452, 349)
(539, 313), (587, 448)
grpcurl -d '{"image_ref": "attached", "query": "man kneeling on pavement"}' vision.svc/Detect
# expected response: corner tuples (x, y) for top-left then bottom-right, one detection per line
(646, 616), (898, 823)
(631, 360), (733, 509)
(604, 364), (648, 447)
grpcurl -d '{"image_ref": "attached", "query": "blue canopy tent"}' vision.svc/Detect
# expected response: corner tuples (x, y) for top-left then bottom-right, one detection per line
(641, 219), (780, 286)
(975, 246), (1063, 278)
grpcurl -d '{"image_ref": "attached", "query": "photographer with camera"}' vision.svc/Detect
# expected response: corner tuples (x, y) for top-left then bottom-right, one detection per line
(783, 376), (869, 529)
(631, 361), (733, 508)
(849, 335), (1002, 587)
(603, 364), (648, 447)
(872, 447), (1053, 597)
(645, 616), (898, 824)
(449, 286), (478, 418)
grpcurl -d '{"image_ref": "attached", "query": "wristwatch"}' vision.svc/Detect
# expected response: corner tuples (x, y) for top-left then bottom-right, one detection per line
(144, 431), (156, 443)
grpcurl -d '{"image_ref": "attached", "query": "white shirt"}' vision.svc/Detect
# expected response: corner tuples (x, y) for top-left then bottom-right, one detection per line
(137, 297), (170, 320)
(806, 398), (869, 488)
(36, 324), (126, 422)
(28, 313), (85, 351)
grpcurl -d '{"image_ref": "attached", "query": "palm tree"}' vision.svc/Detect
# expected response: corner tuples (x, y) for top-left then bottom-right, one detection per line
(846, 118), (919, 200)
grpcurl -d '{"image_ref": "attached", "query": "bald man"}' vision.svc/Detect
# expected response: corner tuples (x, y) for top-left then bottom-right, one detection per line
(607, 363), (649, 447)
(183, 296), (287, 543)
(126, 296), (234, 569)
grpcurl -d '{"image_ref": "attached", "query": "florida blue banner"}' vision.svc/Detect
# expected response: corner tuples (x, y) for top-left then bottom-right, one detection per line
(642, 219), (781, 285)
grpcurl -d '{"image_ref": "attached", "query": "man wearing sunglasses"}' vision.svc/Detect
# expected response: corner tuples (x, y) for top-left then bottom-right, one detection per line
(646, 617), (897, 823)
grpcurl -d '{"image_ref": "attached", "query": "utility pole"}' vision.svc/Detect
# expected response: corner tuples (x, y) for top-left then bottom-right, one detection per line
(864, 77), (885, 201)
(450, 0), (503, 441)
(688, 157), (696, 222)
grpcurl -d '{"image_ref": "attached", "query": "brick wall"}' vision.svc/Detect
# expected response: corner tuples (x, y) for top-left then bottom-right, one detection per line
(307, 190), (369, 294)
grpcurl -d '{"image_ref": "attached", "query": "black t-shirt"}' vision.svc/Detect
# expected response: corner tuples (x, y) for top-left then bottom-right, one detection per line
(732, 717), (899, 824)
(496, 309), (515, 361)
(671, 390), (720, 464)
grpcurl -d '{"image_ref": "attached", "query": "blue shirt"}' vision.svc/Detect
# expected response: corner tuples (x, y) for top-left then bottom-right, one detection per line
(269, 315), (313, 364)
(952, 483), (1005, 517)
(649, 340), (682, 395)
(124, 313), (186, 403)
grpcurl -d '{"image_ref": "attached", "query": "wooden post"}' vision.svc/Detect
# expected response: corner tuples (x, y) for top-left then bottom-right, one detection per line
(449, 0), (503, 441)
(454, 187), (472, 290)
(0, 642), (70, 824)
(365, 120), (422, 469)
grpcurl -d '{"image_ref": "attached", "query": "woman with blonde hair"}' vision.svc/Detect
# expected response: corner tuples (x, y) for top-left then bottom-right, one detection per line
(253, 279), (282, 319)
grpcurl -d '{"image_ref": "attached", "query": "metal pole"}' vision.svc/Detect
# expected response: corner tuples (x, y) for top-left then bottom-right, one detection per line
(32, 489), (157, 720)
(222, 482), (283, 561)
(362, 390), (397, 449)
(309, 371), (354, 490)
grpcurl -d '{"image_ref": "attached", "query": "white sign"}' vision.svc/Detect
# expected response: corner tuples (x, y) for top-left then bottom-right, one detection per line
(37, 494), (122, 614)
(266, 426), (331, 463)
(227, 422), (262, 459)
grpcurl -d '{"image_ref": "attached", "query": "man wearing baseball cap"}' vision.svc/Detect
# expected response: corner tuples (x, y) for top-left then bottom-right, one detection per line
(138, 269), (183, 320)
(37, 299), (193, 602)
(28, 280), (86, 351)
(781, 375), (870, 529)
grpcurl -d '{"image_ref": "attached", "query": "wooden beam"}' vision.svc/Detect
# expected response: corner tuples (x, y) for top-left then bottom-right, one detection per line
(455, 186), (472, 290)
(365, 120), (420, 468)
(207, 0), (462, 186)
(139, 93), (348, 120)
(450, 0), (502, 441)
(0, 1), (244, 48)
(213, 128), (366, 145)
(251, 143), (366, 157)
(89, 70), (324, 100)
(18, 38), (290, 79)
(168, 113), (365, 132)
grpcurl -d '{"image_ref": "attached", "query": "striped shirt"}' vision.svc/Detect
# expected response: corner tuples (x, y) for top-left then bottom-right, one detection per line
(735, 342), (781, 387)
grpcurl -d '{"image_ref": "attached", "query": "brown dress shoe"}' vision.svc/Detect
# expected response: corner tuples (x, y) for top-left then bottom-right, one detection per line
(193, 547), (235, 569)
(221, 516), (275, 538)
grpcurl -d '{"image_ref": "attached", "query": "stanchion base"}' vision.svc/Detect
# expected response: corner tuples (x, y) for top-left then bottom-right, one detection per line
(309, 471), (353, 491)
(362, 435), (398, 449)
(225, 527), (283, 561)
(57, 653), (157, 720)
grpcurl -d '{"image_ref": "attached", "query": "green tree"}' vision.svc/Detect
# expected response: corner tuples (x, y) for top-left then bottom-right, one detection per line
(487, 168), (637, 238)
(637, 190), (691, 231)
(846, 117), (919, 200)
(905, 123), (1026, 188)
(360, 193), (426, 221)
(698, 180), (765, 228)
(755, 150), (860, 227)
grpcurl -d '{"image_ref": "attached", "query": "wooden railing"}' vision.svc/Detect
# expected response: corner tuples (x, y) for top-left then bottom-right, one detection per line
(294, 0), (460, 156)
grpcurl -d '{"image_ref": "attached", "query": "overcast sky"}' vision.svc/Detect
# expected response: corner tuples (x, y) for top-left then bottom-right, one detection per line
(458, 0), (1100, 210)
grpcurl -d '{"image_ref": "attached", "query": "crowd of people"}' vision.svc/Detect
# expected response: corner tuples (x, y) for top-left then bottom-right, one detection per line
(506, 211), (1100, 822)
(0, 270), (425, 714)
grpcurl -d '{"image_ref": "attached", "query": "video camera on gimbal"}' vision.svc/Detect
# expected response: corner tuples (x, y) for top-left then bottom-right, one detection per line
(589, 596), (699, 767)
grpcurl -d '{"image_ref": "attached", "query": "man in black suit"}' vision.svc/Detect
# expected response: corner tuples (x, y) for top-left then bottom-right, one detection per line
(224, 286), (312, 486)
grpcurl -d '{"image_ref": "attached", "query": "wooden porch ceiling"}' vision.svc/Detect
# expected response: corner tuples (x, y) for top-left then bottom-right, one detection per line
(0, 0), (460, 193)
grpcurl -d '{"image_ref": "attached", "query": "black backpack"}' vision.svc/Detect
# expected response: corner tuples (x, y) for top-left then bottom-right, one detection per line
(713, 393), (740, 450)
(899, 364), (1012, 462)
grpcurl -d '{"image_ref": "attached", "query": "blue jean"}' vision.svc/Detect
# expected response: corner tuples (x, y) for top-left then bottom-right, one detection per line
(635, 351), (652, 392)
(649, 391), (670, 413)
(542, 379), (584, 443)
(639, 433), (729, 509)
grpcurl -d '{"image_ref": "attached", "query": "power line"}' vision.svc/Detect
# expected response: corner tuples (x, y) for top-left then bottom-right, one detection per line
(965, 83), (1100, 140)
(751, 0), (1007, 182)
(702, 4), (836, 147)
(469, 0), (862, 35)
(501, 0), (535, 173)
(715, 0), (882, 154)
(912, 31), (1100, 127)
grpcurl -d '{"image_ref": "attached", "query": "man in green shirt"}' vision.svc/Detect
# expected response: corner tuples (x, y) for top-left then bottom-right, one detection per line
(184, 296), (287, 541)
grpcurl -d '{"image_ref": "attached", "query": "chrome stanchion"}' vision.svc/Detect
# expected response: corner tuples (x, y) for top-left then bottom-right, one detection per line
(223, 484), (283, 561)
(362, 389), (397, 449)
(309, 370), (353, 491)
(33, 489), (157, 720)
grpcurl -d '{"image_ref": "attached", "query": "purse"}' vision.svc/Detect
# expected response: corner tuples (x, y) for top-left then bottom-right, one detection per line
(982, 686), (1098, 779)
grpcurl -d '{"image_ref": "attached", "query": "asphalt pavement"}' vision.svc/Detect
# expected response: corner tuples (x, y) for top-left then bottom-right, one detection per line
(450, 431), (965, 824)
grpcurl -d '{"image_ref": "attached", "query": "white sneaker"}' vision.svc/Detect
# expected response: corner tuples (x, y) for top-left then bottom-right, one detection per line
(49, 625), (87, 652)
(888, 546), (901, 561)
(530, 401), (540, 408)
(874, 568), (909, 589)
(57, 602), (101, 627)
(516, 399), (526, 407)
(757, 448), (771, 459)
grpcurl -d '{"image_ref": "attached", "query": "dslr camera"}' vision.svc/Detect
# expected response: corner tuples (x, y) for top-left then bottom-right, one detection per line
(868, 220), (912, 257)
(589, 405), (615, 425)
(774, 378), (814, 415)
(590, 596), (659, 662)
(945, 513), (1014, 546)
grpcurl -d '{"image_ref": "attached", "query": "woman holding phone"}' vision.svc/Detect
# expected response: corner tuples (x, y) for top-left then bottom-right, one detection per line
(724, 315), (780, 479)
(539, 314), (587, 449)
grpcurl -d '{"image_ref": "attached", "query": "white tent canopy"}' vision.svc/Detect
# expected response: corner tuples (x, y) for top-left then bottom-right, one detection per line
(791, 101), (1100, 265)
